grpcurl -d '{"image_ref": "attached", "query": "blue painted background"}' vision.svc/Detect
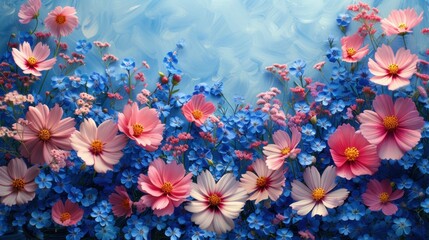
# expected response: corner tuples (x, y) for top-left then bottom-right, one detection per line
(1, 0), (428, 102)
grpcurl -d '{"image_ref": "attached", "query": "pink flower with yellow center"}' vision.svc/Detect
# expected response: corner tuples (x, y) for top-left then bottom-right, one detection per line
(182, 94), (216, 127)
(109, 186), (133, 218)
(263, 128), (301, 170)
(362, 179), (404, 215)
(11, 42), (56, 77)
(358, 95), (424, 160)
(368, 44), (418, 90)
(51, 199), (84, 226)
(44, 6), (79, 38)
(18, 0), (41, 24)
(341, 32), (369, 63)
(381, 8), (423, 36)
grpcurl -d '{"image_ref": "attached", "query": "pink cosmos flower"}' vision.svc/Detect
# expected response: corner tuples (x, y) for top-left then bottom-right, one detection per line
(358, 95), (424, 160)
(368, 44), (418, 90)
(109, 186), (133, 218)
(362, 179), (404, 215)
(240, 159), (286, 203)
(263, 128), (301, 170)
(118, 103), (164, 152)
(182, 94), (216, 127)
(290, 166), (349, 217)
(341, 33), (369, 63)
(14, 104), (75, 165)
(138, 159), (192, 217)
(12, 42), (56, 77)
(185, 171), (248, 234)
(328, 124), (380, 180)
(0, 158), (40, 206)
(70, 118), (128, 173)
(381, 8), (423, 36)
(51, 199), (84, 226)
(44, 6), (79, 38)
(18, 0), (41, 24)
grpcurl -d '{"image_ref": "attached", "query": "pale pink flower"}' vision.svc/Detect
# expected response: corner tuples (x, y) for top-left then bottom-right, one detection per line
(240, 159), (286, 203)
(18, 0), (41, 24)
(341, 33), (369, 62)
(358, 95), (424, 160)
(44, 6), (79, 38)
(263, 128), (301, 170)
(182, 94), (216, 127)
(70, 118), (128, 173)
(51, 199), (84, 226)
(138, 159), (192, 216)
(313, 61), (325, 71)
(362, 179), (404, 215)
(381, 8), (423, 36)
(368, 44), (418, 90)
(290, 166), (349, 217)
(185, 171), (248, 234)
(0, 158), (40, 206)
(14, 104), (75, 165)
(118, 103), (164, 152)
(12, 42), (56, 77)
(328, 124), (380, 180)
(109, 186), (133, 218)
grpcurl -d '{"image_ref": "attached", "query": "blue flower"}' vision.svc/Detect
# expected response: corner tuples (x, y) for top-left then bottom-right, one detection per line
(316, 118), (332, 130)
(163, 51), (182, 75)
(276, 228), (293, 240)
(330, 100), (345, 114)
(35, 172), (53, 189)
(95, 223), (119, 240)
(75, 40), (93, 54)
(392, 218), (411, 236)
(121, 169), (137, 188)
(301, 124), (316, 141)
(247, 213), (264, 230)
(67, 227), (86, 240)
(165, 227), (182, 240)
(294, 102), (310, 113)
(210, 81), (223, 96)
(315, 92), (332, 106)
(337, 13), (352, 27)
(421, 198), (429, 213)
(346, 202), (366, 220)
(131, 223), (149, 240)
(51, 75), (70, 90)
(81, 188), (98, 207)
(422, 121), (429, 138)
(68, 187), (83, 203)
(29, 211), (51, 229)
(289, 59), (306, 78)
(193, 83), (210, 95)
(120, 58), (136, 71)
(87, 72), (106, 93)
(396, 176), (413, 189)
(169, 116), (184, 128)
(12, 215), (27, 227)
(311, 138), (326, 152)
(19, 32), (34, 45)
(298, 153), (315, 166)
(417, 159), (429, 174)
(326, 47), (341, 63)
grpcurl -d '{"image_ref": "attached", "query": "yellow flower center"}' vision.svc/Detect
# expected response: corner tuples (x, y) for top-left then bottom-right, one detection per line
(346, 48), (356, 57)
(90, 140), (103, 155)
(12, 178), (25, 190)
(383, 115), (399, 131)
(208, 194), (221, 207)
(281, 147), (291, 155)
(388, 64), (399, 75)
(27, 56), (38, 66)
(56, 15), (66, 24)
(379, 192), (390, 203)
(398, 23), (407, 30)
(256, 176), (268, 189)
(132, 123), (144, 137)
(161, 182), (173, 194)
(60, 212), (71, 223)
(344, 147), (359, 161)
(192, 110), (203, 120)
(38, 128), (51, 141)
(312, 187), (326, 201)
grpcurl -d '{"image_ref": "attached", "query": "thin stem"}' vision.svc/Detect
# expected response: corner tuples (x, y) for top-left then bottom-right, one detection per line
(402, 35), (408, 49)
(29, 18), (39, 35)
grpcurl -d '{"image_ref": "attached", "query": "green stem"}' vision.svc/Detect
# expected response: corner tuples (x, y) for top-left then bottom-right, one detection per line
(402, 35), (408, 49)
(29, 18), (39, 35)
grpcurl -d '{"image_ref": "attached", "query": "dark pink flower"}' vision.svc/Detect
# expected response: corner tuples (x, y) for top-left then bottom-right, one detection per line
(362, 179), (404, 215)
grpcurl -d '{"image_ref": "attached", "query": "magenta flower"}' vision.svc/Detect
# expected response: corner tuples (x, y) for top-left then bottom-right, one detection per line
(341, 32), (369, 63)
(0, 158), (40, 206)
(12, 42), (56, 77)
(240, 159), (286, 203)
(51, 199), (84, 226)
(44, 6), (79, 38)
(18, 0), (41, 24)
(70, 118), (128, 173)
(185, 171), (248, 234)
(362, 179), (404, 215)
(263, 128), (301, 170)
(138, 159), (192, 217)
(358, 95), (424, 160)
(109, 186), (133, 218)
(14, 104), (75, 165)
(290, 166), (349, 217)
(381, 8), (423, 36)
(328, 124), (380, 180)
(182, 94), (216, 127)
(368, 44), (418, 90)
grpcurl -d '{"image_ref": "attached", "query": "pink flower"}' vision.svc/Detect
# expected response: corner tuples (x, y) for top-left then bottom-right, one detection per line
(118, 103), (164, 152)
(0, 158), (40, 206)
(328, 124), (380, 180)
(185, 171), (248, 234)
(138, 159), (192, 217)
(358, 95), (424, 160)
(18, 0), (41, 24)
(240, 159), (286, 203)
(109, 186), (133, 218)
(362, 179), (404, 215)
(11, 42), (56, 77)
(182, 94), (216, 127)
(263, 128), (301, 170)
(313, 61), (325, 71)
(51, 199), (84, 226)
(368, 44), (418, 90)
(44, 6), (79, 38)
(341, 33), (369, 62)
(381, 8), (423, 36)
(14, 104), (75, 165)
(70, 118), (128, 173)
(290, 166), (349, 217)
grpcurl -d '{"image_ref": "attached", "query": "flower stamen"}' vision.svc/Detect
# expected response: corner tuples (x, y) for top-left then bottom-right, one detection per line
(208, 194), (221, 207)
(12, 178), (25, 190)
(56, 15), (66, 24)
(312, 187), (326, 201)
(379, 192), (390, 203)
(383, 115), (399, 130)
(388, 64), (399, 75)
(132, 123), (144, 137)
(192, 110), (203, 120)
(38, 129), (51, 141)
(344, 147), (359, 161)
(90, 140), (103, 155)
(161, 182), (173, 194)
